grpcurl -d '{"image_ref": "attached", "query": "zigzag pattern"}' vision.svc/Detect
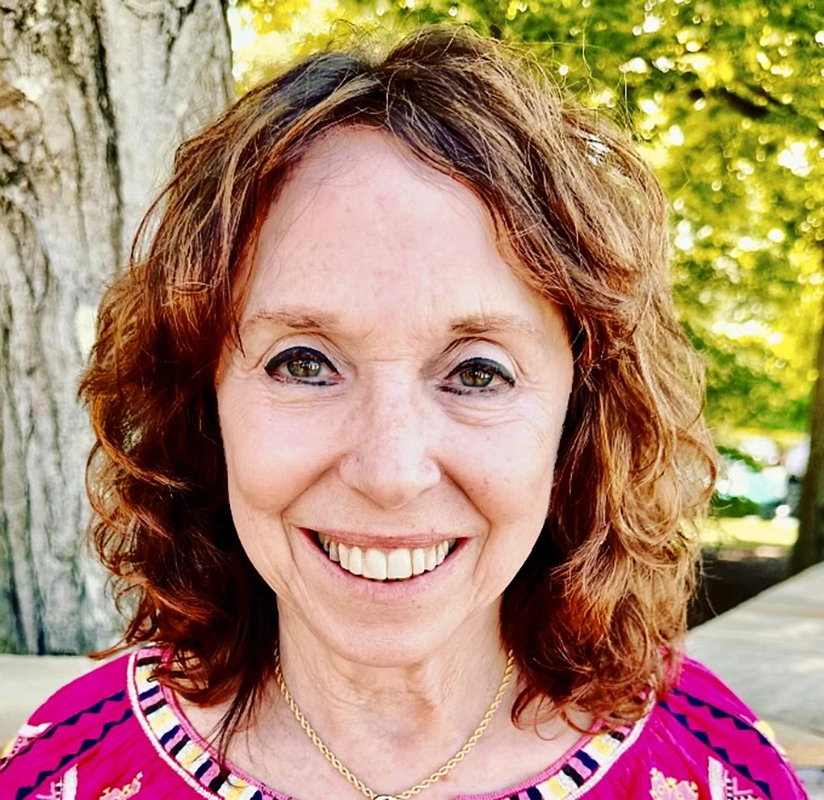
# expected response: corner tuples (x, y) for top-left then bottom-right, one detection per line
(1, 690), (127, 768)
(660, 695), (773, 799)
(15, 707), (134, 800)
(672, 690), (773, 745)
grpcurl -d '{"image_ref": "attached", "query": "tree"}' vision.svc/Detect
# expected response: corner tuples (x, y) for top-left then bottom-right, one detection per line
(232, 0), (823, 566)
(0, 0), (232, 654)
(793, 258), (824, 573)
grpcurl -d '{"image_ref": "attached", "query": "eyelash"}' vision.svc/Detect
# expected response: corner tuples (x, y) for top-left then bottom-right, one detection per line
(263, 349), (514, 393)
(264, 346), (340, 386)
(441, 357), (515, 395)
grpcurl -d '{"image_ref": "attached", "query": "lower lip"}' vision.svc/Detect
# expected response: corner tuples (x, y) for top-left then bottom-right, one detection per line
(299, 528), (465, 599)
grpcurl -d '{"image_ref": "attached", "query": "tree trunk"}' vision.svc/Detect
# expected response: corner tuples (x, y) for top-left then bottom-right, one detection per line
(0, 0), (232, 654)
(792, 262), (824, 575)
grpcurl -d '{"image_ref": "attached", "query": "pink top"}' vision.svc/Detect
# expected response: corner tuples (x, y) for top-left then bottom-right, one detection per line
(0, 646), (808, 799)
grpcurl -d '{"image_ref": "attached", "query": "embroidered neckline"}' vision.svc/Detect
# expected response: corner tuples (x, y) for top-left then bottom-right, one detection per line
(128, 646), (646, 800)
(129, 648), (283, 799)
(456, 715), (646, 800)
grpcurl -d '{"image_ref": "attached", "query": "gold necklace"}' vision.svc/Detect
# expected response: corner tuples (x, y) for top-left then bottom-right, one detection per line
(274, 648), (516, 800)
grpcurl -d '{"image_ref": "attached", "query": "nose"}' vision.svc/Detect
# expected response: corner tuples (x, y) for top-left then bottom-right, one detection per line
(338, 375), (442, 510)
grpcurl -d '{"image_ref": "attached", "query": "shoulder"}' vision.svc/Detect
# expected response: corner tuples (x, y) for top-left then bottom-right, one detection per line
(619, 655), (809, 799)
(2, 651), (133, 765)
(659, 655), (787, 752)
(6, 651), (132, 737)
(0, 647), (202, 800)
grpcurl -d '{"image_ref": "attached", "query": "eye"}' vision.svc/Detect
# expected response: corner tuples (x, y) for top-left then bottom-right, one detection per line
(264, 346), (340, 385)
(443, 357), (514, 394)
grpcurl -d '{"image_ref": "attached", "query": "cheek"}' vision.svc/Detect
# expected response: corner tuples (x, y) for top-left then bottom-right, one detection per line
(457, 412), (563, 536)
(219, 387), (340, 513)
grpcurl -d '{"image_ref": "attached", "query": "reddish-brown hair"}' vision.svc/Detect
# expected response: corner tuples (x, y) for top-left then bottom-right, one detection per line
(81, 24), (717, 744)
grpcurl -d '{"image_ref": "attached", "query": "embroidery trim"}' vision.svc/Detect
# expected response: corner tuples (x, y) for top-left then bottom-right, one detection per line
(33, 764), (78, 800)
(708, 758), (763, 800)
(129, 650), (278, 800)
(649, 766), (699, 800)
(99, 770), (144, 799)
(660, 690), (775, 800)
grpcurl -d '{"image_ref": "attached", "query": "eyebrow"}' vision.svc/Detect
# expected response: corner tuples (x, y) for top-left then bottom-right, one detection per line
(239, 309), (341, 337)
(450, 313), (545, 343)
(240, 308), (545, 343)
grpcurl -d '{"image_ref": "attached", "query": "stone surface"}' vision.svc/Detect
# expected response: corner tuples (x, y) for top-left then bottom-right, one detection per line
(0, 654), (94, 744)
(686, 561), (824, 770)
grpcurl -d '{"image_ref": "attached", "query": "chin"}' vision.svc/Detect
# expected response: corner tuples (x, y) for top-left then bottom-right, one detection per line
(301, 601), (500, 670)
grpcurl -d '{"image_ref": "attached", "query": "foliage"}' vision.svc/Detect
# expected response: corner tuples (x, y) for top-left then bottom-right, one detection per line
(229, 0), (824, 433)
(715, 444), (762, 472)
(711, 493), (762, 519)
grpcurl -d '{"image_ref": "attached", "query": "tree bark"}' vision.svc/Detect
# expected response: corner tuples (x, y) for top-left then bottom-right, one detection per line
(792, 250), (824, 574)
(0, 0), (232, 654)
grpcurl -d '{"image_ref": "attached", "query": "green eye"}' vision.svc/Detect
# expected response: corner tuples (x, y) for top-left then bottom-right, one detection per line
(444, 357), (514, 394)
(459, 367), (496, 387)
(264, 347), (339, 385)
(288, 357), (323, 379)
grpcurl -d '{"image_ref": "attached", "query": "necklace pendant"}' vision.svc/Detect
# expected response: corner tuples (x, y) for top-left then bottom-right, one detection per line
(374, 796), (397, 800)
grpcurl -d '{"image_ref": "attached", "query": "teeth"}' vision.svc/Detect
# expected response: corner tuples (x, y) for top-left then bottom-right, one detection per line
(363, 549), (388, 580)
(425, 546), (437, 572)
(317, 533), (455, 581)
(348, 546), (363, 576)
(387, 549), (412, 580)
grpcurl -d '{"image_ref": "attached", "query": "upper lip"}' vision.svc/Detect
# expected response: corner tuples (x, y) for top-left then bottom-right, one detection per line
(302, 527), (459, 550)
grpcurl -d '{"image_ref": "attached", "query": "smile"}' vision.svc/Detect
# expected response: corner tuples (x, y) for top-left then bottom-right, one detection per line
(316, 532), (458, 581)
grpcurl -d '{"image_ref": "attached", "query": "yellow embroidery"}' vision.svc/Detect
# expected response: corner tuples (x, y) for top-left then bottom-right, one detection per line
(99, 771), (143, 799)
(649, 767), (699, 800)
(753, 719), (787, 756)
(591, 736), (616, 756)
(221, 783), (256, 800)
(541, 775), (572, 797)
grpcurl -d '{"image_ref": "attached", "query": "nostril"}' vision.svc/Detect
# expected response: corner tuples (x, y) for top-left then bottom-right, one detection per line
(337, 452), (441, 511)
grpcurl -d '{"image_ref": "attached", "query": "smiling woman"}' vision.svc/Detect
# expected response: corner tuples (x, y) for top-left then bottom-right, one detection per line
(216, 129), (574, 678)
(0, 24), (807, 800)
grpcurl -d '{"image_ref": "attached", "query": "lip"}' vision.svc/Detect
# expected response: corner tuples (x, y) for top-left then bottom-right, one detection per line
(308, 528), (457, 550)
(297, 526), (466, 598)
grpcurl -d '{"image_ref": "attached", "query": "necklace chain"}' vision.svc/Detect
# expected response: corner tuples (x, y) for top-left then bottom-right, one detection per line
(274, 648), (515, 800)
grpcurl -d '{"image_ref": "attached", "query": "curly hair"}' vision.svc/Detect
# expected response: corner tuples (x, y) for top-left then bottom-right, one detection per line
(80, 24), (717, 745)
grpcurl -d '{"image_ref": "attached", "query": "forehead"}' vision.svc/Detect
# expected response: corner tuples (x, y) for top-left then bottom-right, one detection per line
(238, 128), (565, 344)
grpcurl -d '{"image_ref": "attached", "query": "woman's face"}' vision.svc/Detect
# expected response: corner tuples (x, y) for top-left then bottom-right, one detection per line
(217, 129), (573, 665)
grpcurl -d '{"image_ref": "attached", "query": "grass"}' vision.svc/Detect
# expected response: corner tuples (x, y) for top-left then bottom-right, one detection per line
(697, 515), (798, 551)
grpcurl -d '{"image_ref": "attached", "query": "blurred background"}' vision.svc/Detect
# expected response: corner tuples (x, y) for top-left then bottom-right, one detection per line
(0, 0), (822, 655)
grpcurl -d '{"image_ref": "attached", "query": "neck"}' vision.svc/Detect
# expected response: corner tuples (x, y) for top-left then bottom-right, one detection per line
(183, 601), (590, 800)
(272, 602), (513, 770)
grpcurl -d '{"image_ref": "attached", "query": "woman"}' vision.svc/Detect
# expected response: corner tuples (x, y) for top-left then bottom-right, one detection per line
(1, 25), (807, 800)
